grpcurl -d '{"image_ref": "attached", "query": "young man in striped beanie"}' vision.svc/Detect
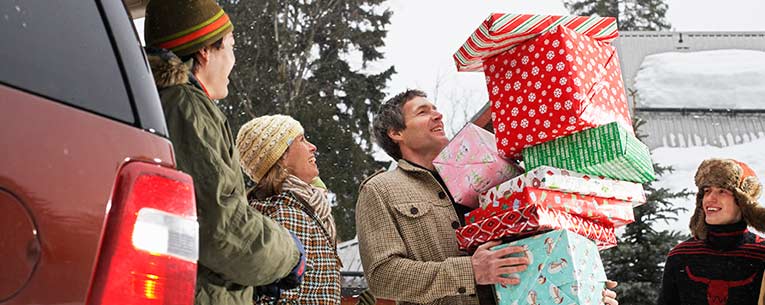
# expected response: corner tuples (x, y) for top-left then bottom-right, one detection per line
(658, 158), (765, 305)
(144, 1), (305, 304)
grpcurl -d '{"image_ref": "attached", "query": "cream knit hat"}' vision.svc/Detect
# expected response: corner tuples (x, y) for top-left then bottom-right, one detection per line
(236, 115), (304, 183)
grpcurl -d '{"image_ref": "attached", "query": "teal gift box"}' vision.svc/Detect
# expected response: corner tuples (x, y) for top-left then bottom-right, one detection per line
(491, 230), (606, 305)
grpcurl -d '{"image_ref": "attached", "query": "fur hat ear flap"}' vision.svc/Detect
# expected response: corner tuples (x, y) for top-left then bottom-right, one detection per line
(689, 192), (707, 239)
(738, 192), (765, 234)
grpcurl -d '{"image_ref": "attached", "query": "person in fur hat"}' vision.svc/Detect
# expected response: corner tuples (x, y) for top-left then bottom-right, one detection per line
(144, 0), (306, 304)
(658, 158), (765, 305)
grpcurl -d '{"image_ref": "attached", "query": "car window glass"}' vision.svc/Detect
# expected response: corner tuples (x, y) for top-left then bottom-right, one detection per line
(0, 1), (134, 123)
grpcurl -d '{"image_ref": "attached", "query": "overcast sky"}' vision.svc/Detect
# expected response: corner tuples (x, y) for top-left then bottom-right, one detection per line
(376, 0), (765, 134)
(135, 0), (765, 133)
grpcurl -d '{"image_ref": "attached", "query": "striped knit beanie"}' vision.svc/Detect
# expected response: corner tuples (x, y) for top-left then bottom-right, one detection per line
(144, 0), (234, 57)
(236, 115), (304, 183)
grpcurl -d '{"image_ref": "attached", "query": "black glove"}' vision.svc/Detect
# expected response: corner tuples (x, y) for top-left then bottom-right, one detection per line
(254, 283), (281, 302)
(277, 231), (307, 290)
(253, 232), (306, 302)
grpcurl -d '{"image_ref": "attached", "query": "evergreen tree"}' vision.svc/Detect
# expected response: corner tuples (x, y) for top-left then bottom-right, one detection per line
(218, 0), (395, 241)
(599, 118), (693, 304)
(563, 0), (671, 31)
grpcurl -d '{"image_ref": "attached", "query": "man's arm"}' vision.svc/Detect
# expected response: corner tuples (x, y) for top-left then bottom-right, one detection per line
(163, 88), (299, 286)
(356, 181), (477, 304)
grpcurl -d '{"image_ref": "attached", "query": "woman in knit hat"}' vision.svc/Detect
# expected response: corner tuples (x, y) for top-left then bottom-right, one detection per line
(658, 158), (765, 305)
(144, 1), (305, 304)
(237, 115), (341, 305)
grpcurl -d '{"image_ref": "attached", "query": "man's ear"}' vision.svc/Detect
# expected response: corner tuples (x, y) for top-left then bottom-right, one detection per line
(195, 46), (211, 68)
(388, 128), (403, 144)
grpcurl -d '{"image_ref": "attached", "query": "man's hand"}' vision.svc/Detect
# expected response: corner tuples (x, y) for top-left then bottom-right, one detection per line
(603, 280), (618, 305)
(471, 240), (530, 286)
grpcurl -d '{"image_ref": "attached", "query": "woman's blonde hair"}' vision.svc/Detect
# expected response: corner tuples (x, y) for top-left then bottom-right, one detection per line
(250, 152), (290, 200)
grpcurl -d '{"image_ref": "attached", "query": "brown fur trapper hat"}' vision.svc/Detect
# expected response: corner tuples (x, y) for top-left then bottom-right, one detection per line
(690, 158), (764, 239)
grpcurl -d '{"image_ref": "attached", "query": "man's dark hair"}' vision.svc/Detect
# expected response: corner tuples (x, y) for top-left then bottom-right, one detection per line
(180, 37), (225, 74)
(372, 89), (427, 160)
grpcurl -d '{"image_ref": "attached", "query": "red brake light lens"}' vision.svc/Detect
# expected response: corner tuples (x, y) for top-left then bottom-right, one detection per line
(88, 162), (198, 305)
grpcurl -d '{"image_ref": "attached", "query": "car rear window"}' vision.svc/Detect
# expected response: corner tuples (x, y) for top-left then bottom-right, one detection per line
(0, 1), (134, 123)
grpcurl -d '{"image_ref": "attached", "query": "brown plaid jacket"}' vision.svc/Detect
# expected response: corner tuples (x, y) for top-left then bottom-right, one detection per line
(356, 160), (479, 305)
(251, 191), (342, 305)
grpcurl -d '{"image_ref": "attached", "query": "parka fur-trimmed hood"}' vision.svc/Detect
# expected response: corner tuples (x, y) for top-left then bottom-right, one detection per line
(690, 158), (765, 239)
(146, 47), (190, 89)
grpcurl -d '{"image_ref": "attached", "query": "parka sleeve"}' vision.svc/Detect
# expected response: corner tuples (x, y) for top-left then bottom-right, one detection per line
(355, 181), (476, 304)
(264, 205), (316, 303)
(162, 87), (299, 287)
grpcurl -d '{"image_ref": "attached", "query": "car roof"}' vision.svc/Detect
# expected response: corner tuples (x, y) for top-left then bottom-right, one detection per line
(124, 0), (148, 19)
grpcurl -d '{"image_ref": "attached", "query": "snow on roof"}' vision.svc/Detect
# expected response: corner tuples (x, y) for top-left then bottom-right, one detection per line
(651, 137), (765, 233)
(634, 49), (765, 109)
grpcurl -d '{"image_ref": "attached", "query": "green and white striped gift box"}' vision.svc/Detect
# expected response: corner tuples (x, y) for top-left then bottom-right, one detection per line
(522, 122), (655, 183)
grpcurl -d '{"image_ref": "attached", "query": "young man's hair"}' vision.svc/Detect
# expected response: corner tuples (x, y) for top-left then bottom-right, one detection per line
(180, 37), (225, 74)
(372, 89), (427, 160)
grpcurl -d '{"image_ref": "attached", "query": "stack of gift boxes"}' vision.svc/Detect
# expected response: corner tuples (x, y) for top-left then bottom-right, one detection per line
(433, 13), (657, 304)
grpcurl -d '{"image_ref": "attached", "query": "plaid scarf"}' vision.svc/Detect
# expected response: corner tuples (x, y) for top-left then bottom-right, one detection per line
(282, 175), (336, 245)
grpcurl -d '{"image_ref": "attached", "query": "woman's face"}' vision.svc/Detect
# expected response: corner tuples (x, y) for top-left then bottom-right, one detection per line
(282, 134), (319, 183)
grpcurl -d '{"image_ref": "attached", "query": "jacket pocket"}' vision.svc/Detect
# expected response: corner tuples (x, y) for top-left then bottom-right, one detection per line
(392, 202), (432, 219)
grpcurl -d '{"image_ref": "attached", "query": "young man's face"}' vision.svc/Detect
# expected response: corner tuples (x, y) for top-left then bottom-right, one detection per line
(702, 186), (742, 225)
(392, 96), (449, 158)
(201, 32), (236, 99)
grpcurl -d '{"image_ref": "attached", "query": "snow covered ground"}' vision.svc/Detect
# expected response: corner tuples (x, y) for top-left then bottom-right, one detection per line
(634, 49), (765, 109)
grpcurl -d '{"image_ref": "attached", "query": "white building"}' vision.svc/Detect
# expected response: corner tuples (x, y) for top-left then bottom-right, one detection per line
(615, 31), (765, 149)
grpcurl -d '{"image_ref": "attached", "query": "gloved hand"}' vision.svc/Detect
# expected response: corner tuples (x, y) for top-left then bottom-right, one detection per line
(253, 232), (306, 302)
(254, 283), (281, 301)
(277, 231), (306, 290)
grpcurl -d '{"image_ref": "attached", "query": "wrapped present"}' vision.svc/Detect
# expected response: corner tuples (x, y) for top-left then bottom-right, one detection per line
(523, 122), (656, 183)
(453, 13), (619, 72)
(456, 203), (616, 250)
(470, 186), (635, 228)
(478, 165), (646, 207)
(483, 26), (632, 159)
(491, 230), (607, 305)
(434, 123), (523, 208)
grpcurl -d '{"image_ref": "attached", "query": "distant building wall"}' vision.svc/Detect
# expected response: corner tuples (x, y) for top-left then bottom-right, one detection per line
(635, 109), (765, 149)
(614, 31), (765, 109)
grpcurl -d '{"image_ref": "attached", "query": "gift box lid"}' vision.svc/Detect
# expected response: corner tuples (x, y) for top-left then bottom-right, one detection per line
(453, 13), (619, 72)
(491, 229), (607, 304)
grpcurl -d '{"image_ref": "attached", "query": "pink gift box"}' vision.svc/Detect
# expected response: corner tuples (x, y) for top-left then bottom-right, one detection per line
(434, 123), (523, 209)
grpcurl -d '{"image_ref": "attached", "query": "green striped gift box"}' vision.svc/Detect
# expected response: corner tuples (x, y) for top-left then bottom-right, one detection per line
(522, 122), (655, 183)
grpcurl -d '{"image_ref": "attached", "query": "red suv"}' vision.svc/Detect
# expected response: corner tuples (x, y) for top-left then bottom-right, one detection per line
(1, 1), (198, 305)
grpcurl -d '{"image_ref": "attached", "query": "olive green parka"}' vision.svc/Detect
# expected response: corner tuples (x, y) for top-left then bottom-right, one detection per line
(148, 50), (299, 305)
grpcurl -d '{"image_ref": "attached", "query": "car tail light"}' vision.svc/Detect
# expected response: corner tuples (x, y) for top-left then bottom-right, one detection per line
(87, 162), (198, 305)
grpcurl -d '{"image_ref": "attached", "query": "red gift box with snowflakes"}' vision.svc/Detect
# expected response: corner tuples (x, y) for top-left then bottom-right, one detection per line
(465, 187), (635, 228)
(455, 203), (616, 250)
(484, 25), (632, 159)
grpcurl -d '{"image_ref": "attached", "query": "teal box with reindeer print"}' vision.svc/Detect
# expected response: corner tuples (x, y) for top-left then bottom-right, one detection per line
(491, 229), (606, 305)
